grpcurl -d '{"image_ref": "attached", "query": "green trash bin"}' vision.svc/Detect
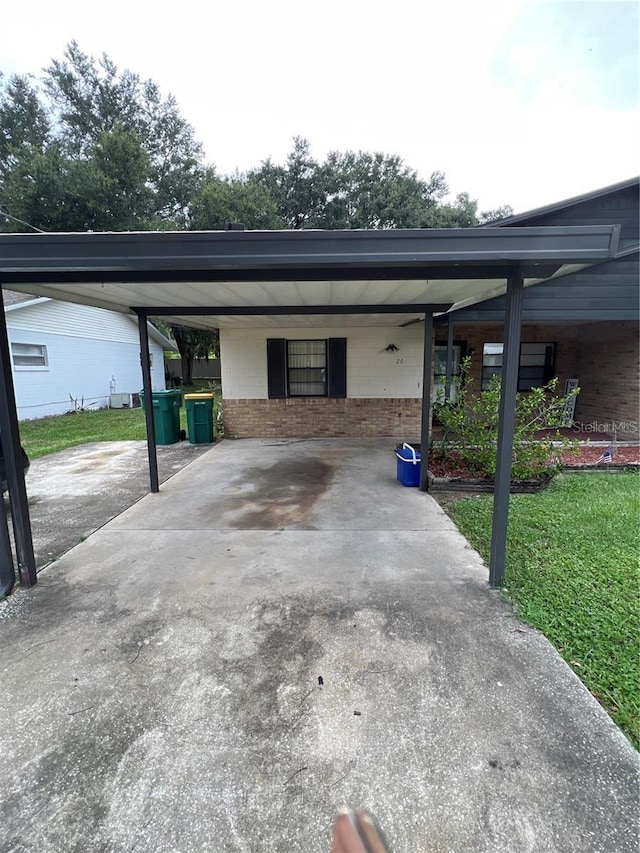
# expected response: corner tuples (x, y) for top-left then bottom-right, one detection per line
(140, 389), (183, 445)
(184, 393), (215, 444)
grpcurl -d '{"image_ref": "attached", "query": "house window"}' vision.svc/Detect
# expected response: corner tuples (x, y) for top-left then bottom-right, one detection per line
(482, 342), (556, 391)
(11, 342), (48, 369)
(434, 342), (466, 403)
(267, 338), (347, 399)
(287, 340), (327, 396)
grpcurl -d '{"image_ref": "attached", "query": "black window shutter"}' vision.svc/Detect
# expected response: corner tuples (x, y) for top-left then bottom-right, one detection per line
(267, 339), (286, 398)
(327, 338), (347, 398)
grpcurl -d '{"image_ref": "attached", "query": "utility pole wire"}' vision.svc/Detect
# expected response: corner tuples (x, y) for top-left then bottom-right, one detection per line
(0, 209), (47, 233)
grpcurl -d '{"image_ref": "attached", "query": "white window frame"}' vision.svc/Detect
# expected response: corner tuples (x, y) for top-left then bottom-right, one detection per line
(286, 339), (328, 397)
(11, 342), (49, 371)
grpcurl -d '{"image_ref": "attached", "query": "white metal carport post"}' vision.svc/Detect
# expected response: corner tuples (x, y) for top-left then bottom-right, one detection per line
(489, 267), (524, 586)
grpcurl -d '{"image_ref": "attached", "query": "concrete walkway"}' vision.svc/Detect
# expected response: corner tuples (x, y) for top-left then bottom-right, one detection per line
(0, 438), (637, 852)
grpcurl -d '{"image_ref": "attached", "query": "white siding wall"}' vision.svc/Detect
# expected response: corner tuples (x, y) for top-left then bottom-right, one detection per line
(7, 302), (165, 420)
(220, 325), (425, 399)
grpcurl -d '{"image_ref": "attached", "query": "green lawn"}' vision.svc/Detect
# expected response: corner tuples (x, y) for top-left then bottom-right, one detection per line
(448, 473), (640, 749)
(18, 381), (223, 459)
(19, 407), (148, 458)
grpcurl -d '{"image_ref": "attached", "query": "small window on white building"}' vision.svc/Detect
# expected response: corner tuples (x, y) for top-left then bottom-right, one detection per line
(11, 342), (48, 368)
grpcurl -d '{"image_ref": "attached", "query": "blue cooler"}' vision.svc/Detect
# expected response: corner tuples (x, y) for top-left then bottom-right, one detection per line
(396, 443), (421, 487)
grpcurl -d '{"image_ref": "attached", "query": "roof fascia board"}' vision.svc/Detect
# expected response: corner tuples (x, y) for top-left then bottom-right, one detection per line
(4, 296), (51, 312)
(484, 177), (639, 227)
(137, 318), (176, 351)
(0, 225), (620, 284)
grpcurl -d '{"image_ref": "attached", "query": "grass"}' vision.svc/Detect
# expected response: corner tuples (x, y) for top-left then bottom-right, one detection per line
(447, 473), (640, 749)
(19, 408), (147, 458)
(18, 380), (223, 460)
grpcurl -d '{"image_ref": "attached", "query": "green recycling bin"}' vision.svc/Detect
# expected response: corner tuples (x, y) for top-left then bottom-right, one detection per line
(184, 393), (215, 444)
(140, 389), (183, 445)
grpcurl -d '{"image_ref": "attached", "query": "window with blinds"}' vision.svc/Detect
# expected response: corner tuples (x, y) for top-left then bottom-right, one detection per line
(287, 340), (327, 396)
(481, 342), (556, 391)
(11, 342), (48, 368)
(267, 337), (346, 399)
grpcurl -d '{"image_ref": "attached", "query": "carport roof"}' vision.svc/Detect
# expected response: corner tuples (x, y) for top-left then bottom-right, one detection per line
(0, 224), (620, 328)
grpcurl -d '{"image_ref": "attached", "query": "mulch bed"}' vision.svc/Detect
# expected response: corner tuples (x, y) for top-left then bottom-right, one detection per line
(559, 445), (640, 466)
(427, 446), (640, 479)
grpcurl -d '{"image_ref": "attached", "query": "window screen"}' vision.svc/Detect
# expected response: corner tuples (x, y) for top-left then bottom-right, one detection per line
(12, 342), (48, 367)
(287, 340), (327, 396)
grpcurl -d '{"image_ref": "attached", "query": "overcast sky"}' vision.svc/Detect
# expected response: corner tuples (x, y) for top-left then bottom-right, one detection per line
(1, 0), (638, 214)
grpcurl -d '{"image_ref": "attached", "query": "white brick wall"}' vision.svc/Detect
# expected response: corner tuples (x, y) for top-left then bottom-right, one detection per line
(220, 326), (425, 399)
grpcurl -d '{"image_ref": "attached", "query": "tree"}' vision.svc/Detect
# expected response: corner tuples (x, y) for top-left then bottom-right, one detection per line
(0, 125), (154, 232)
(154, 321), (219, 387)
(318, 151), (449, 229)
(1, 49), (513, 236)
(248, 137), (327, 229)
(1, 144), (92, 231)
(247, 138), (505, 230)
(0, 42), (204, 232)
(44, 42), (204, 226)
(428, 192), (479, 228)
(190, 171), (282, 230)
(88, 123), (154, 229)
(478, 205), (514, 224)
(0, 74), (50, 182)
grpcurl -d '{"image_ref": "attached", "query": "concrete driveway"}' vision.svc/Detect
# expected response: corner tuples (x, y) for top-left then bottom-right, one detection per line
(0, 438), (637, 852)
(8, 440), (211, 568)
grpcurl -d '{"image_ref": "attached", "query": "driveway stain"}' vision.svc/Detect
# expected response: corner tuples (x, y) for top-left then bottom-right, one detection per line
(224, 456), (334, 529)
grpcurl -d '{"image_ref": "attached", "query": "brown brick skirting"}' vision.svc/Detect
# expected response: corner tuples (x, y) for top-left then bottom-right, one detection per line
(223, 398), (422, 438)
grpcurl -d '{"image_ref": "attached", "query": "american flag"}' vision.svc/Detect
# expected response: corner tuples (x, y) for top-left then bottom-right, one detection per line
(596, 446), (613, 464)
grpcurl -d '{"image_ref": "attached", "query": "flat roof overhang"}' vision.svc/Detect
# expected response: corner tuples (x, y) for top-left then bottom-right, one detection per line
(0, 225), (620, 328)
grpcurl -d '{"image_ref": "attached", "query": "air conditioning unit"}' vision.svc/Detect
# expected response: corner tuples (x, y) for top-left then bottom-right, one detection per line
(110, 393), (134, 409)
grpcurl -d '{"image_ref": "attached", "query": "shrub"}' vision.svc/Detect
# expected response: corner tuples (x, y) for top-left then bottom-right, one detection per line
(433, 357), (579, 479)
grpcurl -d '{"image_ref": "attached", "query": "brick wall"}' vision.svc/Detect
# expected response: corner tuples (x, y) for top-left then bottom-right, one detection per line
(220, 321), (638, 438)
(224, 398), (423, 439)
(434, 323), (580, 394)
(573, 321), (639, 431)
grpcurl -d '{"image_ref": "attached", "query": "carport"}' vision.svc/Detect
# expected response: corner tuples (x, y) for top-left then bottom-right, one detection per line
(0, 224), (619, 595)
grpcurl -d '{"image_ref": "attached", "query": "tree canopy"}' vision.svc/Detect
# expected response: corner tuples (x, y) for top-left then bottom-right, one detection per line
(0, 44), (512, 377)
(157, 322), (219, 387)
(0, 42), (204, 231)
(0, 45), (511, 234)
